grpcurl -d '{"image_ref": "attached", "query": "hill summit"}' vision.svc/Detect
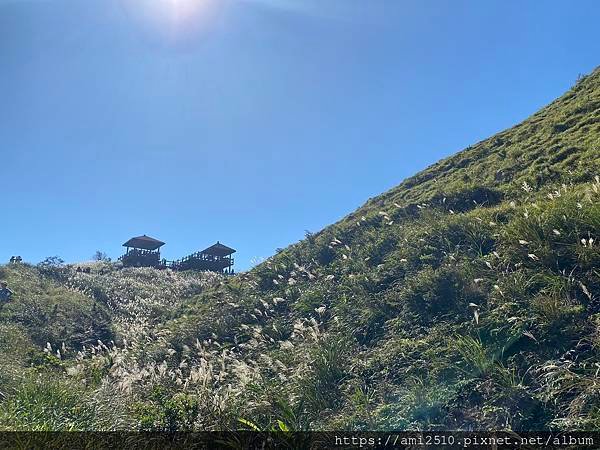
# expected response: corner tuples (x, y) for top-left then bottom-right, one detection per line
(1, 69), (600, 432)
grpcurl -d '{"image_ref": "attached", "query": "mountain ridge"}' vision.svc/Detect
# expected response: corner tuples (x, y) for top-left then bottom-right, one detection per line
(274, 66), (600, 269)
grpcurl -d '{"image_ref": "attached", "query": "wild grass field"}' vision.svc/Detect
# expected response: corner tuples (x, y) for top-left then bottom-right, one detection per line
(1, 69), (599, 432)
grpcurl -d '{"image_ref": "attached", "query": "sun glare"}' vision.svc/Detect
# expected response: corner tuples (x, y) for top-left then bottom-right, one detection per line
(122, 0), (222, 43)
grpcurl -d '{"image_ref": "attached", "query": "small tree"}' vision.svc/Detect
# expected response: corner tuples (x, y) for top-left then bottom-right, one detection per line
(92, 251), (111, 262)
(38, 256), (65, 267)
(37, 256), (67, 281)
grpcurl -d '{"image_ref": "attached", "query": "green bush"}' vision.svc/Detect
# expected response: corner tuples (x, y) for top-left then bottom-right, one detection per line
(298, 336), (350, 414)
(0, 376), (97, 431)
(393, 266), (481, 324)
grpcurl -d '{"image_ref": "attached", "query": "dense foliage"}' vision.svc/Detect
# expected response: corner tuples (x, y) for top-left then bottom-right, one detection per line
(1, 69), (599, 431)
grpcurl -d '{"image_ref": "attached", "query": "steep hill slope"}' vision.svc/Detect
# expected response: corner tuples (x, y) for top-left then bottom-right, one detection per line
(1, 69), (599, 432)
(362, 69), (600, 209)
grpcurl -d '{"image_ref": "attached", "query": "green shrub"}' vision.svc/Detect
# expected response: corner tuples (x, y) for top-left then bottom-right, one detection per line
(298, 336), (350, 414)
(0, 376), (97, 431)
(393, 266), (481, 324)
(452, 335), (498, 377)
(135, 392), (200, 432)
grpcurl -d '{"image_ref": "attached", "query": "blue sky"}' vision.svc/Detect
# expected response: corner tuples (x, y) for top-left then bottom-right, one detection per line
(1, 0), (599, 270)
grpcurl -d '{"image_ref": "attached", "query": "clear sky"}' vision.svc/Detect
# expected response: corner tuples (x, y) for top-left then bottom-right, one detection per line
(1, 0), (599, 270)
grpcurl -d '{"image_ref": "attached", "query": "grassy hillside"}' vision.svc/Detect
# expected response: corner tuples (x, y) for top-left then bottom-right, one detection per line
(1, 69), (600, 432)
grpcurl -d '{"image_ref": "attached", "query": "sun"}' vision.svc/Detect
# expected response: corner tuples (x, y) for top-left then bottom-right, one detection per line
(122, 0), (223, 42)
(163, 0), (209, 23)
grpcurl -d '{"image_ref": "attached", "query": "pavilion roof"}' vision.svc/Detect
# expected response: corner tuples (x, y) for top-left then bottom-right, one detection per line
(201, 241), (236, 257)
(123, 235), (165, 251)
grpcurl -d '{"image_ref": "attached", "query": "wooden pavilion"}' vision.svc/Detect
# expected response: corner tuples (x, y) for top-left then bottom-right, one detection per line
(171, 241), (236, 273)
(119, 235), (165, 268)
